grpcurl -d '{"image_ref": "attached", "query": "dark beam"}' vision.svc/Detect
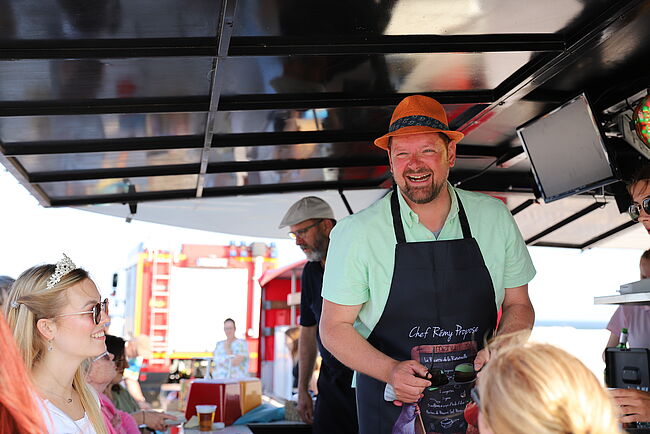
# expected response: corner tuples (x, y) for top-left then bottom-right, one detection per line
(29, 164), (200, 183)
(579, 221), (638, 249)
(212, 130), (385, 147)
(218, 91), (495, 111)
(526, 202), (604, 245)
(0, 37), (217, 59)
(532, 242), (581, 249)
(2, 131), (501, 156)
(510, 199), (536, 216)
(49, 178), (387, 207)
(0, 34), (565, 60)
(0, 96), (209, 117)
(228, 34), (566, 56)
(212, 131), (503, 157)
(197, 0), (237, 198)
(0, 92), (492, 117)
(29, 157), (389, 183)
(1, 135), (204, 155)
(448, 170), (534, 192)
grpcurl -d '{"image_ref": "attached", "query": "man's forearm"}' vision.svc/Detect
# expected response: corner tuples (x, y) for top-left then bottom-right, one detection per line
(298, 326), (318, 392)
(321, 322), (398, 383)
(497, 302), (535, 335)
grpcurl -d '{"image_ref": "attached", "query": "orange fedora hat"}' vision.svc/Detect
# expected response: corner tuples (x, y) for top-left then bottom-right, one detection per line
(374, 95), (464, 150)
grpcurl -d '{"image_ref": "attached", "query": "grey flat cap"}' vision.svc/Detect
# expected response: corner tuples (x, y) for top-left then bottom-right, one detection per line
(279, 196), (334, 228)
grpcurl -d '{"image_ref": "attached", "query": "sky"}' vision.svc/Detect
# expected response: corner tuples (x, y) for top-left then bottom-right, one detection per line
(0, 170), (305, 293)
(0, 168), (645, 328)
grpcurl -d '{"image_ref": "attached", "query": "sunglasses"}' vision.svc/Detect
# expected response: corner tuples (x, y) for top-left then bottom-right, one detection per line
(54, 298), (109, 325)
(628, 196), (650, 222)
(288, 219), (322, 240)
(425, 363), (477, 391)
(93, 351), (112, 362)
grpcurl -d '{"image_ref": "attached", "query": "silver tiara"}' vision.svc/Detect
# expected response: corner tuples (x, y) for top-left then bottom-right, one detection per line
(46, 254), (78, 290)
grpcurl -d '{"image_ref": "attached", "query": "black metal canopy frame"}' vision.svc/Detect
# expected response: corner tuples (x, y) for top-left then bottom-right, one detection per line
(0, 0), (648, 247)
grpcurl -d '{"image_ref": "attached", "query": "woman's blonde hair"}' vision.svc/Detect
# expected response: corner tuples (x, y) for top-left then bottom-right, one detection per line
(478, 335), (621, 434)
(4, 264), (108, 434)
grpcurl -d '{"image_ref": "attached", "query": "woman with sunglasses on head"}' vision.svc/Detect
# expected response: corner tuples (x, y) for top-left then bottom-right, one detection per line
(5, 254), (110, 434)
(474, 336), (621, 434)
(87, 350), (141, 434)
(103, 335), (177, 431)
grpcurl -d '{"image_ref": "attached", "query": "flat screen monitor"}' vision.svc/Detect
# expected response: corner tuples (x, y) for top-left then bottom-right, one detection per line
(516, 93), (617, 203)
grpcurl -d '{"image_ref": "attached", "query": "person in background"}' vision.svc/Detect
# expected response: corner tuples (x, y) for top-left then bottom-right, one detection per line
(87, 351), (139, 434)
(0, 275), (15, 312)
(605, 249), (650, 351)
(285, 326), (301, 390)
(279, 196), (358, 433)
(123, 335), (152, 410)
(5, 254), (109, 433)
(608, 165), (650, 423)
(0, 311), (45, 433)
(210, 318), (249, 378)
(104, 334), (177, 431)
(106, 335), (139, 413)
(476, 336), (621, 434)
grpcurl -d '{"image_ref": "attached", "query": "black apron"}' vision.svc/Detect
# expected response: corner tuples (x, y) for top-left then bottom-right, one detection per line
(313, 360), (359, 434)
(356, 190), (498, 434)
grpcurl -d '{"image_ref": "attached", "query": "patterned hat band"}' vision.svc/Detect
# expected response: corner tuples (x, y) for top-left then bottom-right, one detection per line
(389, 115), (449, 133)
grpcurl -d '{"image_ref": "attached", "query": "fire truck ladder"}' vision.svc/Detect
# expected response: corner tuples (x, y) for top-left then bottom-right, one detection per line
(149, 251), (172, 366)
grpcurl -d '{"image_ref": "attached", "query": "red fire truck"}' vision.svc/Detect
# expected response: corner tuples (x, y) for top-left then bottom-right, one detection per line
(113, 242), (294, 393)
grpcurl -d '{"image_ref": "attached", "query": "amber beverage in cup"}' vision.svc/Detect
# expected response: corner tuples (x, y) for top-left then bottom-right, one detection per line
(196, 405), (217, 432)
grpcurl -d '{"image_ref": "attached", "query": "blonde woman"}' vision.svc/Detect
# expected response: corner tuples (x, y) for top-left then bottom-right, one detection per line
(5, 254), (109, 434)
(475, 338), (621, 434)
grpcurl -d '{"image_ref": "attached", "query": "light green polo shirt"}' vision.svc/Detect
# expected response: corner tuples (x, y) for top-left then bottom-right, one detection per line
(322, 183), (536, 340)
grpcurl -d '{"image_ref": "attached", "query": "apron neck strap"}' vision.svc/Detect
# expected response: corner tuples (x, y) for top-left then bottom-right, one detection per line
(456, 191), (472, 239)
(390, 188), (472, 243)
(390, 190), (407, 244)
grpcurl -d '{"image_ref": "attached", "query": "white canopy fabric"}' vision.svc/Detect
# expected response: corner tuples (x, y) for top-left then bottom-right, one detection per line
(75, 188), (648, 249)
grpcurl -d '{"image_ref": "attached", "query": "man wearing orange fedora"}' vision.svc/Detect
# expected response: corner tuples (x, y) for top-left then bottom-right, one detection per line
(320, 95), (536, 434)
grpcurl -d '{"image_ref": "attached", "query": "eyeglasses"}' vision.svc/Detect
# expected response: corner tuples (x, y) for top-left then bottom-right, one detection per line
(470, 387), (481, 407)
(288, 219), (322, 240)
(93, 351), (112, 362)
(628, 196), (650, 221)
(54, 298), (109, 325)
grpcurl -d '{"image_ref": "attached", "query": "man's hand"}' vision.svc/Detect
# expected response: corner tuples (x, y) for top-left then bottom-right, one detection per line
(611, 388), (650, 423)
(297, 390), (314, 424)
(474, 348), (490, 372)
(388, 360), (431, 403)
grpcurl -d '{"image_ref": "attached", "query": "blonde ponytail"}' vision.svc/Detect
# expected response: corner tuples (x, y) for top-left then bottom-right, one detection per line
(74, 368), (108, 434)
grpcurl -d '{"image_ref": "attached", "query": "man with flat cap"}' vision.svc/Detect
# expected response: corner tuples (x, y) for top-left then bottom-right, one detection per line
(319, 95), (536, 434)
(279, 197), (358, 434)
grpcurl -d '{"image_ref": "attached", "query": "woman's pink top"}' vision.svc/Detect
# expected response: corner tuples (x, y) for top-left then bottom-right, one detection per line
(100, 392), (140, 434)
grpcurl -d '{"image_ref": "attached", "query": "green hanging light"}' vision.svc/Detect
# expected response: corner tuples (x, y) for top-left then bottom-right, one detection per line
(634, 94), (650, 147)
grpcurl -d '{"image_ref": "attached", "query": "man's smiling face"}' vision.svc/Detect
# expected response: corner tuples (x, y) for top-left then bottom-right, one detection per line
(389, 132), (456, 205)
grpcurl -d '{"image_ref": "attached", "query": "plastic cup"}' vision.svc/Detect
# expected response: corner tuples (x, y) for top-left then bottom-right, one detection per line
(196, 405), (217, 432)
